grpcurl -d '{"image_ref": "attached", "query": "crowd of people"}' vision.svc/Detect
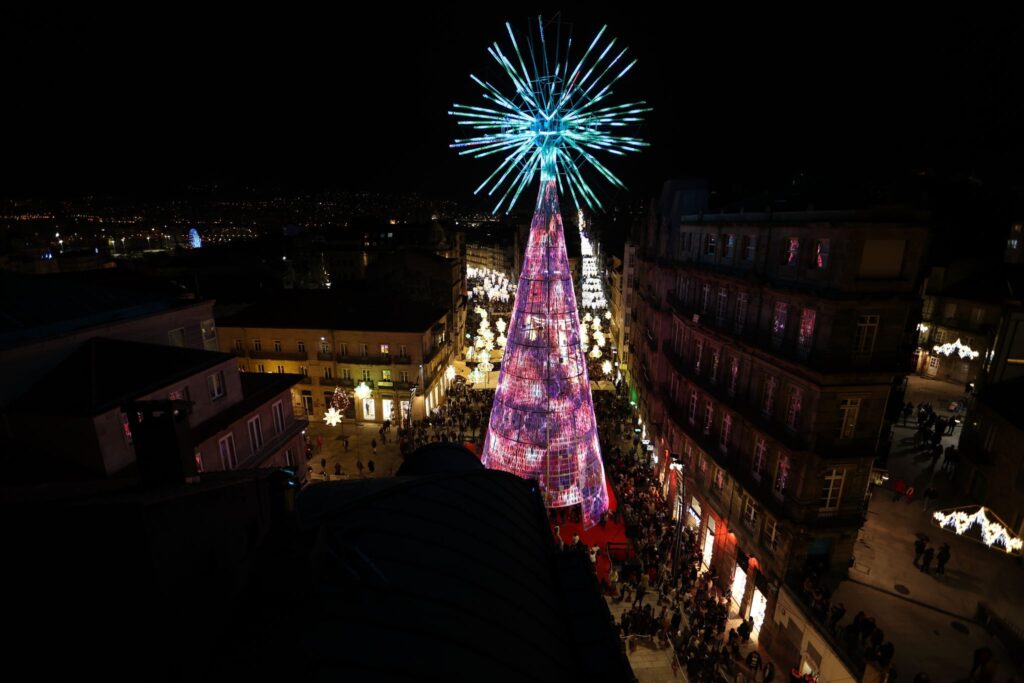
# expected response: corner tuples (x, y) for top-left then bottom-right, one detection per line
(585, 391), (779, 682)
(398, 379), (494, 455)
(798, 568), (897, 672)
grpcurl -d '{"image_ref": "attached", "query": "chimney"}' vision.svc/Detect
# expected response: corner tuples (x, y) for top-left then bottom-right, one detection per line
(125, 400), (198, 486)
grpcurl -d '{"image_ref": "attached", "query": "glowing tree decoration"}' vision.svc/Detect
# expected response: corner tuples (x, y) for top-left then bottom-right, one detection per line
(451, 17), (650, 214)
(451, 17), (649, 527)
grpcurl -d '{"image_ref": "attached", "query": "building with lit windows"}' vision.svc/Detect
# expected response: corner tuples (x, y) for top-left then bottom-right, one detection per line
(627, 197), (928, 658)
(217, 290), (453, 425)
(3, 338), (306, 481)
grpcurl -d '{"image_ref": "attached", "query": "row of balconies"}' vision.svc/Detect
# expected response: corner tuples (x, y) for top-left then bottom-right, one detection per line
(662, 292), (911, 375)
(679, 410), (868, 532)
(299, 376), (418, 392)
(239, 348), (417, 365)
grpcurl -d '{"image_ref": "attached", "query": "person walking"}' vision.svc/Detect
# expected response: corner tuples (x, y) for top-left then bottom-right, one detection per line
(936, 543), (951, 575)
(367, 458), (375, 476)
(356, 458), (364, 477)
(913, 537), (926, 567)
(920, 546), (935, 574)
(893, 479), (907, 502)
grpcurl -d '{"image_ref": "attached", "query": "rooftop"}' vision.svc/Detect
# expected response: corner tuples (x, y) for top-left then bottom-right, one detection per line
(218, 288), (447, 333)
(5, 337), (233, 416)
(0, 270), (197, 350)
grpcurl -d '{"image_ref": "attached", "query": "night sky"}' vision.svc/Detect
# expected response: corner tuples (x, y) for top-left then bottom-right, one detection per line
(4, 10), (1022, 202)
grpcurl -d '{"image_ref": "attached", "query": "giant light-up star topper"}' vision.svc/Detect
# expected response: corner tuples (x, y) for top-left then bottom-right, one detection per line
(450, 16), (651, 214)
(451, 16), (649, 528)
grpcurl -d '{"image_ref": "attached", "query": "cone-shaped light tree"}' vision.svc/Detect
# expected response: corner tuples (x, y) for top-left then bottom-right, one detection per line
(450, 17), (649, 527)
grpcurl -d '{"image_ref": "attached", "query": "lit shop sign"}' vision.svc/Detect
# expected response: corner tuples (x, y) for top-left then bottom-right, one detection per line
(932, 339), (980, 360)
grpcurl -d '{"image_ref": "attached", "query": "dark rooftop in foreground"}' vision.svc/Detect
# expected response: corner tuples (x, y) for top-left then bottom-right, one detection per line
(978, 376), (1024, 432)
(5, 337), (233, 415)
(218, 288), (448, 333)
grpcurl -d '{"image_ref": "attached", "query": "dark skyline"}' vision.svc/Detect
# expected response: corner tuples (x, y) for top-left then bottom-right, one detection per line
(4, 10), (1022, 202)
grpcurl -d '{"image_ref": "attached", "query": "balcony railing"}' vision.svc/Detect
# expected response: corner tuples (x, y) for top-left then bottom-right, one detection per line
(249, 350), (309, 361)
(318, 377), (339, 386)
(316, 351), (334, 361)
(394, 355), (413, 365)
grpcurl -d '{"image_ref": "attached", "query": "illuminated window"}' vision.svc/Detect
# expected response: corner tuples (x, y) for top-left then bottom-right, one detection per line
(782, 237), (800, 266)
(272, 401), (285, 434)
(703, 400), (714, 435)
(723, 234), (736, 259)
(713, 467), (725, 491)
(855, 315), (879, 353)
(168, 327), (186, 348)
(773, 453), (790, 496)
(798, 308), (816, 355)
(705, 233), (718, 257)
(762, 376), (777, 416)
(248, 416), (263, 452)
(710, 348), (721, 384)
(786, 388), (802, 430)
(753, 437), (767, 479)
(720, 413), (732, 451)
(121, 412), (133, 446)
(743, 235), (757, 261)
(194, 452), (205, 473)
(380, 344), (390, 355)
(814, 239), (830, 269)
(822, 468), (846, 511)
(218, 433), (238, 470)
(744, 498), (758, 529)
(840, 398), (860, 439)
(764, 517), (779, 552)
(689, 389), (698, 424)
(772, 302), (788, 342)
(207, 371), (226, 400)
(382, 369), (392, 381)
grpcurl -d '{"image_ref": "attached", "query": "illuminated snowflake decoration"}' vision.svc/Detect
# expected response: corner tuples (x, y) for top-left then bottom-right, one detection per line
(451, 16), (651, 213)
(323, 407), (343, 427)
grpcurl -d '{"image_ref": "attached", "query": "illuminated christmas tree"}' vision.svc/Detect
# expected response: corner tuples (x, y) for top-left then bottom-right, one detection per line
(451, 17), (649, 527)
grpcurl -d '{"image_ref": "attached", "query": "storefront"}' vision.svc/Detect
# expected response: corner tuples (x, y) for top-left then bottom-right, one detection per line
(701, 514), (715, 572)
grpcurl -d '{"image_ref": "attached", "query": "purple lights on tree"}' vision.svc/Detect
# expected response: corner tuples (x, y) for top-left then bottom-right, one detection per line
(481, 180), (609, 527)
